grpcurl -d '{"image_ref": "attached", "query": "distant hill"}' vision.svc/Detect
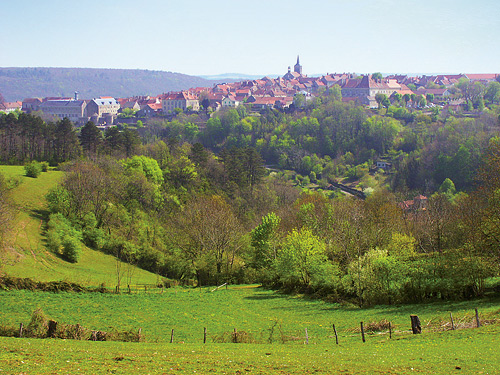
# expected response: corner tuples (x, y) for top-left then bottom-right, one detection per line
(199, 73), (272, 80)
(0, 67), (220, 101)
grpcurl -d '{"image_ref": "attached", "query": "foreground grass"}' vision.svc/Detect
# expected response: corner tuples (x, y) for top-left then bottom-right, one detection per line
(0, 325), (498, 374)
(1, 165), (159, 286)
(1, 286), (499, 345)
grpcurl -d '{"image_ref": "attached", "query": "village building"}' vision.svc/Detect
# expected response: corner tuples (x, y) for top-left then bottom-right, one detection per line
(162, 91), (199, 113)
(21, 98), (42, 113)
(0, 101), (22, 114)
(222, 94), (240, 108)
(85, 97), (120, 125)
(39, 97), (88, 125)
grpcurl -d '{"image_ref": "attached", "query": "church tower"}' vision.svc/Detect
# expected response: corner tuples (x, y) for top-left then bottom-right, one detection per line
(294, 55), (302, 75)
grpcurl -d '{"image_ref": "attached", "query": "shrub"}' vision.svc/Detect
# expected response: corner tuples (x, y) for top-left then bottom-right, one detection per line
(24, 161), (42, 178)
(26, 308), (49, 338)
(40, 161), (49, 172)
(62, 236), (82, 263)
(46, 213), (82, 262)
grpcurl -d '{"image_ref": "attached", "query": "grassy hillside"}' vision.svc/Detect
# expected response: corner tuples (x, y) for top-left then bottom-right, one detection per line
(0, 165), (159, 286)
(0, 286), (499, 373)
(0, 67), (217, 101)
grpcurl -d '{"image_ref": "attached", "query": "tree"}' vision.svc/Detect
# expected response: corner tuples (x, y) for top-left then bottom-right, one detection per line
(375, 93), (388, 109)
(171, 195), (243, 285)
(251, 212), (281, 268)
(54, 161), (118, 228)
(484, 81), (500, 104)
(372, 72), (383, 81)
(53, 118), (81, 162)
(426, 93), (435, 103)
(79, 121), (103, 157)
(274, 227), (328, 289)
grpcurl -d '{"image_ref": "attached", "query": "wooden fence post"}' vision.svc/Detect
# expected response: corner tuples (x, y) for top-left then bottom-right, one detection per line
(410, 315), (422, 334)
(18, 323), (23, 338)
(475, 308), (481, 328)
(47, 320), (57, 338)
(360, 322), (365, 343)
(204, 327), (207, 344)
(138, 328), (142, 342)
(389, 322), (392, 339)
(450, 312), (455, 330)
(170, 329), (174, 343)
(233, 328), (238, 343)
(332, 324), (339, 345)
(305, 328), (309, 345)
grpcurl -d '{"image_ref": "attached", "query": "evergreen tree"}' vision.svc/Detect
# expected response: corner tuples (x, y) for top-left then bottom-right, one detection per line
(79, 121), (103, 157)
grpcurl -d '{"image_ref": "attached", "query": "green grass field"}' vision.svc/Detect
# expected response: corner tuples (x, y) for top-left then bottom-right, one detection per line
(0, 165), (160, 286)
(0, 286), (499, 374)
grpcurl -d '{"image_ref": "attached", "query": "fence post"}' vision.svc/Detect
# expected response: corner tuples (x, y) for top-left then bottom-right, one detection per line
(18, 323), (23, 338)
(360, 322), (365, 343)
(389, 322), (392, 339)
(170, 329), (174, 343)
(332, 324), (339, 345)
(47, 320), (57, 338)
(204, 327), (207, 344)
(305, 328), (309, 345)
(450, 312), (455, 330)
(475, 308), (481, 328)
(410, 315), (422, 334)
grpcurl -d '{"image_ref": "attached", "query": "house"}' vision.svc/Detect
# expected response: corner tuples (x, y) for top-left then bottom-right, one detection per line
(0, 101), (22, 114)
(340, 75), (408, 107)
(162, 91), (199, 113)
(120, 100), (141, 112)
(376, 161), (392, 170)
(137, 102), (162, 117)
(222, 95), (240, 108)
(85, 97), (120, 125)
(416, 87), (451, 100)
(399, 195), (428, 211)
(22, 98), (42, 113)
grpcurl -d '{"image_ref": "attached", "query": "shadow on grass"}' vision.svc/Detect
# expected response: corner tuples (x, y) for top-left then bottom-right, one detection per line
(244, 292), (287, 301)
(30, 208), (50, 222)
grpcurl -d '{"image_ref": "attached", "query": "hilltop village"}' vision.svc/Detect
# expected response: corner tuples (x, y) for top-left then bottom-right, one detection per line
(2, 57), (498, 126)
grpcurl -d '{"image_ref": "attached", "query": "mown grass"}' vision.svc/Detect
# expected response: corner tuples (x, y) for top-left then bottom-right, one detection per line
(0, 165), (159, 286)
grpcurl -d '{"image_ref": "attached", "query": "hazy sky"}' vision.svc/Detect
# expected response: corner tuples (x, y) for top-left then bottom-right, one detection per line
(1, 0), (499, 76)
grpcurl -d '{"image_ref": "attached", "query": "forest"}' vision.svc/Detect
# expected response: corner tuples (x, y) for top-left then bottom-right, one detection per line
(1, 89), (500, 307)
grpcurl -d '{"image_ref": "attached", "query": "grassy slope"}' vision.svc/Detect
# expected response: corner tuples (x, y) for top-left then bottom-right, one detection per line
(0, 165), (159, 286)
(0, 286), (499, 374)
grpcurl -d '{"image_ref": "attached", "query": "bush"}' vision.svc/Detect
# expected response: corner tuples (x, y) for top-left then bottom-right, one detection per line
(62, 236), (81, 263)
(46, 213), (82, 263)
(40, 161), (49, 172)
(24, 161), (42, 178)
(26, 308), (48, 338)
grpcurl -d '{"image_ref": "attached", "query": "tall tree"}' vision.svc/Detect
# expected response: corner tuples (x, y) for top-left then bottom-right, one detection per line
(53, 118), (81, 163)
(79, 121), (103, 158)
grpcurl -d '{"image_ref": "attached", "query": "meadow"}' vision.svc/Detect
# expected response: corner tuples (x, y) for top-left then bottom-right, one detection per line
(0, 285), (499, 374)
(0, 165), (159, 286)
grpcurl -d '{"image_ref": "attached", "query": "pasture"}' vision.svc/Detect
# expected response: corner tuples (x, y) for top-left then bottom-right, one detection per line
(0, 286), (499, 373)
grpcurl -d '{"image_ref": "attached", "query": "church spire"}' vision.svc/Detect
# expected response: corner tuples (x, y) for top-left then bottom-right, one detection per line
(294, 55), (302, 75)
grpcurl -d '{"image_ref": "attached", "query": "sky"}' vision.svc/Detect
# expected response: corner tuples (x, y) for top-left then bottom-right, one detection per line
(1, 0), (499, 77)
